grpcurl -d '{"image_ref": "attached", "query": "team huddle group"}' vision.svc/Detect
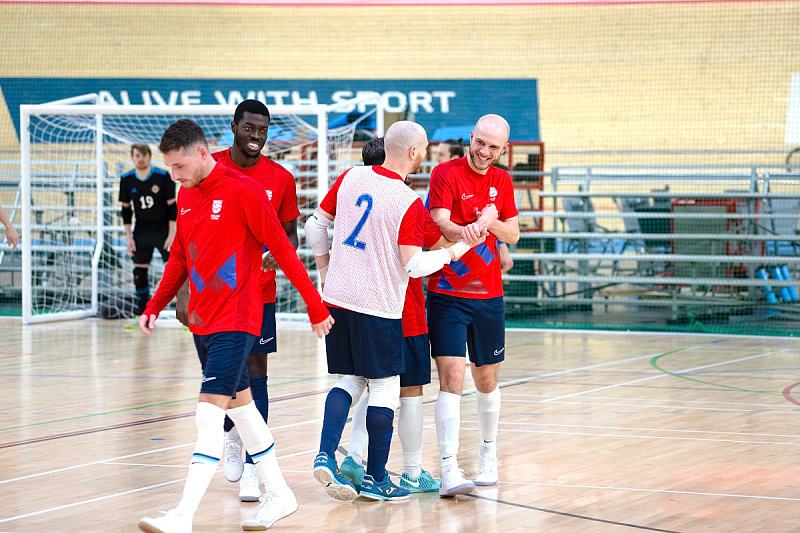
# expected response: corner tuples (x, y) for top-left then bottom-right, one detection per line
(128, 100), (519, 533)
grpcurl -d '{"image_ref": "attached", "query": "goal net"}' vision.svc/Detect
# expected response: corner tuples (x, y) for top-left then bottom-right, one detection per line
(20, 94), (382, 324)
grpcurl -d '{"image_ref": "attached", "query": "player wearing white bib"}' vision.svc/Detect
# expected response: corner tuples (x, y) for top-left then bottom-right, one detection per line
(305, 122), (483, 502)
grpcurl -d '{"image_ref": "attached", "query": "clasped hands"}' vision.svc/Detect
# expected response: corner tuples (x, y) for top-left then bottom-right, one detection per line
(461, 203), (498, 246)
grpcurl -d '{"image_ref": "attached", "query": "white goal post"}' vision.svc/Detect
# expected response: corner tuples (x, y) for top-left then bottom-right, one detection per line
(20, 93), (383, 324)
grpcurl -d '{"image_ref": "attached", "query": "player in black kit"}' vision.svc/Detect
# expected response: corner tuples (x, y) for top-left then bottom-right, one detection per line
(119, 144), (177, 316)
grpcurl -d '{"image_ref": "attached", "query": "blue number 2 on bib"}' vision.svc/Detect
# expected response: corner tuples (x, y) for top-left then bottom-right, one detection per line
(343, 193), (373, 250)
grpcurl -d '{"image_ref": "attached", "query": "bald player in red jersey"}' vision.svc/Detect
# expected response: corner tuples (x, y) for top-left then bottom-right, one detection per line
(137, 119), (333, 533)
(340, 138), (497, 495)
(427, 114), (519, 497)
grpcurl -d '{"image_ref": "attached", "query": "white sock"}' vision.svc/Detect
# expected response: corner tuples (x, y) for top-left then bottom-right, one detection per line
(399, 396), (423, 478)
(434, 391), (461, 470)
(227, 402), (288, 496)
(174, 402), (225, 521)
(348, 392), (369, 464)
(476, 388), (501, 456)
(226, 425), (239, 441)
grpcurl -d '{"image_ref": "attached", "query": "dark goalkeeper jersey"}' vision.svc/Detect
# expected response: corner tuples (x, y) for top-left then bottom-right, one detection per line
(118, 167), (176, 233)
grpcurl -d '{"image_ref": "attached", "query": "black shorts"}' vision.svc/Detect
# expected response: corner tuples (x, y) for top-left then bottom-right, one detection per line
(250, 303), (277, 355)
(427, 292), (505, 367)
(132, 228), (169, 265)
(400, 333), (431, 387)
(324, 306), (404, 379)
(193, 331), (256, 397)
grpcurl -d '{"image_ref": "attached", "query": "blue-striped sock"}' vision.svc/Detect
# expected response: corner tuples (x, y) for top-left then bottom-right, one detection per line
(175, 402), (225, 520)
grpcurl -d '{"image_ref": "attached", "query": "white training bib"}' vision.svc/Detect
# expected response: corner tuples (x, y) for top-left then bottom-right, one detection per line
(323, 166), (419, 318)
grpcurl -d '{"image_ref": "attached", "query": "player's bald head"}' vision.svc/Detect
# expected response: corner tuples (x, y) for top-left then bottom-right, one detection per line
(384, 121), (427, 159)
(474, 114), (510, 145)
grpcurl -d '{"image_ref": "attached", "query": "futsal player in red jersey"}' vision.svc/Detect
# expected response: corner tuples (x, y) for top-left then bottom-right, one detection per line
(305, 122), (482, 503)
(210, 100), (302, 502)
(137, 118), (333, 533)
(427, 114), (519, 497)
(340, 138), (497, 495)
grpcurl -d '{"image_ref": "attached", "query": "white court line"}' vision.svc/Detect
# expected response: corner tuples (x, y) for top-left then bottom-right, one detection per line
(462, 419), (800, 439)
(461, 426), (800, 446)
(0, 479), (186, 524)
(542, 349), (785, 402)
(0, 417), (323, 485)
(0, 425), (325, 525)
(0, 421), (432, 524)
(503, 393), (793, 409)
(501, 398), (800, 414)
(499, 480), (800, 502)
(496, 350), (687, 390)
(0, 443), (194, 485)
(102, 462), (190, 468)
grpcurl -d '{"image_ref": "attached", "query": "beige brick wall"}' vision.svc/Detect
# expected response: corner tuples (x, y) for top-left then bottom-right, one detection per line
(1, 3), (798, 167)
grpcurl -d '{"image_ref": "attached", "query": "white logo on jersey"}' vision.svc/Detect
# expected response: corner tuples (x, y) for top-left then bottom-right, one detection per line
(461, 193), (474, 200)
(266, 189), (273, 201)
(489, 187), (498, 199)
(211, 200), (223, 220)
(181, 208), (191, 215)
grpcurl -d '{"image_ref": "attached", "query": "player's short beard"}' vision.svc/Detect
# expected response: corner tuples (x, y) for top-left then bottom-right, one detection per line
(410, 152), (423, 175)
(468, 148), (495, 171)
(189, 164), (206, 188)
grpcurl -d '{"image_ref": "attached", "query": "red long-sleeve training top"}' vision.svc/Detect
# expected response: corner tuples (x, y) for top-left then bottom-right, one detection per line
(144, 162), (329, 336)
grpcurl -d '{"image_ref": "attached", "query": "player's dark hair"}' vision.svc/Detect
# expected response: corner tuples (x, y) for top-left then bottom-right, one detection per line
(362, 137), (385, 166)
(234, 99), (271, 125)
(159, 119), (208, 154)
(442, 138), (465, 158)
(131, 143), (151, 157)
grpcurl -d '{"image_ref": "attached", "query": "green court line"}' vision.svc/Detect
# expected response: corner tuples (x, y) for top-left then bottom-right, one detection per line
(649, 353), (781, 397)
(0, 375), (321, 432)
(507, 341), (546, 349)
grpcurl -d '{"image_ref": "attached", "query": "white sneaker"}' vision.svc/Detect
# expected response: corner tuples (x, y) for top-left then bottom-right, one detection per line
(439, 465), (475, 497)
(242, 488), (299, 531)
(475, 452), (498, 486)
(224, 432), (244, 482)
(239, 463), (262, 502)
(138, 509), (191, 533)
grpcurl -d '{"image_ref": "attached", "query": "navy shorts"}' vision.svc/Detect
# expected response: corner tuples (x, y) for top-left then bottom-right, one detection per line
(193, 331), (257, 397)
(400, 333), (431, 387)
(427, 292), (505, 367)
(250, 302), (277, 355)
(325, 306), (404, 379)
(132, 227), (170, 265)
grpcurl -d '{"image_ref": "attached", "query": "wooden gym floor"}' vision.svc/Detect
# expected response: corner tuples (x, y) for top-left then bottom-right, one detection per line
(1, 318), (799, 532)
